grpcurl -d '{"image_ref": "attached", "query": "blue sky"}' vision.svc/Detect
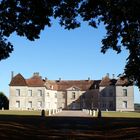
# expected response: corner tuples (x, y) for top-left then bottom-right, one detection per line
(0, 21), (140, 103)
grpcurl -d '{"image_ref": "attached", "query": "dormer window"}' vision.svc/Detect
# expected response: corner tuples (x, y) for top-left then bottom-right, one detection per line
(50, 85), (53, 89)
(94, 84), (97, 89)
(72, 92), (76, 99)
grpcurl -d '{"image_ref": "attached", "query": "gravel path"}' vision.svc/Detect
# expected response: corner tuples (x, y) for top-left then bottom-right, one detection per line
(52, 110), (91, 117)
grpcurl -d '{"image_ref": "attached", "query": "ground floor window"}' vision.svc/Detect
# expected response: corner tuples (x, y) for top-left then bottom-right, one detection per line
(46, 102), (50, 109)
(16, 101), (20, 108)
(109, 101), (113, 108)
(123, 101), (127, 108)
(38, 101), (42, 108)
(28, 101), (32, 109)
(62, 102), (65, 108)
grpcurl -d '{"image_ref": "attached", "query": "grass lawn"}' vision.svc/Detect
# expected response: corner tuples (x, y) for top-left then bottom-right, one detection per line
(0, 110), (140, 118)
(0, 110), (41, 116)
(101, 111), (140, 118)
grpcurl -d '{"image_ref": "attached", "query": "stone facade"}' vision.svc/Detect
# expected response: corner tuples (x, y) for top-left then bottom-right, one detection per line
(9, 73), (134, 111)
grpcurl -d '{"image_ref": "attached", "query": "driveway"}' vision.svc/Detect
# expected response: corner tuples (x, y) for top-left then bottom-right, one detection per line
(52, 110), (91, 117)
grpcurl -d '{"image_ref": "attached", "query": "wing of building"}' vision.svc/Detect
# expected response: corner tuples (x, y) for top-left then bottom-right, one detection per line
(9, 73), (134, 111)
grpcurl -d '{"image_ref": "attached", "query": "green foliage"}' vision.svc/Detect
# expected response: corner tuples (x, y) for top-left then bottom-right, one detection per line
(0, 0), (140, 88)
(0, 92), (9, 109)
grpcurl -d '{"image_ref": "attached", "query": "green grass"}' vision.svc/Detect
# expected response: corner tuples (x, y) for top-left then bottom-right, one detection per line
(0, 110), (41, 116)
(0, 110), (140, 118)
(96, 111), (140, 118)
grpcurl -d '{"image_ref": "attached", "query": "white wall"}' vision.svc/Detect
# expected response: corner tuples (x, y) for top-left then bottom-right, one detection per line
(116, 86), (134, 111)
(44, 89), (57, 110)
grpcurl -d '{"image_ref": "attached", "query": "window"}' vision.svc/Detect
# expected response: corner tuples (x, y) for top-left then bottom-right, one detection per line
(123, 101), (127, 108)
(38, 90), (43, 96)
(102, 102), (106, 108)
(28, 90), (32, 96)
(46, 102), (50, 108)
(47, 92), (49, 97)
(62, 92), (65, 98)
(62, 102), (65, 108)
(109, 92), (113, 97)
(55, 93), (57, 98)
(16, 89), (20, 96)
(102, 91), (106, 97)
(28, 101), (32, 108)
(109, 101), (113, 108)
(94, 84), (97, 89)
(16, 101), (20, 108)
(72, 92), (76, 99)
(123, 89), (127, 96)
(38, 101), (42, 108)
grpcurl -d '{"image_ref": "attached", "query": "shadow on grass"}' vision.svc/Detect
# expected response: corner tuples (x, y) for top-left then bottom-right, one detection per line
(0, 115), (140, 139)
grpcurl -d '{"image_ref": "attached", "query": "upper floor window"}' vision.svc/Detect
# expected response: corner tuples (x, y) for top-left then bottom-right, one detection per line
(123, 89), (127, 96)
(109, 91), (113, 97)
(38, 90), (43, 96)
(72, 92), (76, 99)
(55, 93), (57, 98)
(47, 92), (49, 97)
(28, 90), (32, 96)
(102, 91), (106, 97)
(62, 92), (65, 98)
(16, 89), (20, 96)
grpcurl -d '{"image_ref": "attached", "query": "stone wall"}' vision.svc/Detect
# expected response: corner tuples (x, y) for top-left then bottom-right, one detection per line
(116, 86), (134, 111)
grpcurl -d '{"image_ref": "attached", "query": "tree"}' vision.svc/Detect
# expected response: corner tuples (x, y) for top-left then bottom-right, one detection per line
(0, 92), (9, 109)
(0, 0), (140, 88)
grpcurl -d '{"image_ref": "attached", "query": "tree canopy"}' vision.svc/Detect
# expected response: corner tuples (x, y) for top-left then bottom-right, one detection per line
(0, 92), (9, 109)
(0, 0), (140, 88)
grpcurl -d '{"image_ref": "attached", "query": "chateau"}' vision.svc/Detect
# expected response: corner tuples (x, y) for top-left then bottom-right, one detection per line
(9, 72), (134, 111)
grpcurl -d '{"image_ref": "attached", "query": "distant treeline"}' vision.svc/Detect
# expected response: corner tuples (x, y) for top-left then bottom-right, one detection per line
(134, 103), (140, 111)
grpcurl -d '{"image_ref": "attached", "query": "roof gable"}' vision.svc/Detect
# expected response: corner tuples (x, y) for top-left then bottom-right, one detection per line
(116, 77), (129, 86)
(9, 73), (27, 86)
(66, 86), (81, 91)
(100, 76), (117, 86)
(55, 80), (94, 91)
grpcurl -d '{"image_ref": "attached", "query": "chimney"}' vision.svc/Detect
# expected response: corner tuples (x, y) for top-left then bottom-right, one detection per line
(59, 77), (61, 81)
(11, 71), (14, 79)
(112, 74), (115, 79)
(88, 77), (90, 81)
(106, 73), (109, 78)
(45, 77), (48, 81)
(33, 72), (39, 76)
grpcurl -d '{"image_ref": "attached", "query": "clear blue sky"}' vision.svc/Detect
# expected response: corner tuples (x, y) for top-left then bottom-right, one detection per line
(0, 21), (140, 103)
